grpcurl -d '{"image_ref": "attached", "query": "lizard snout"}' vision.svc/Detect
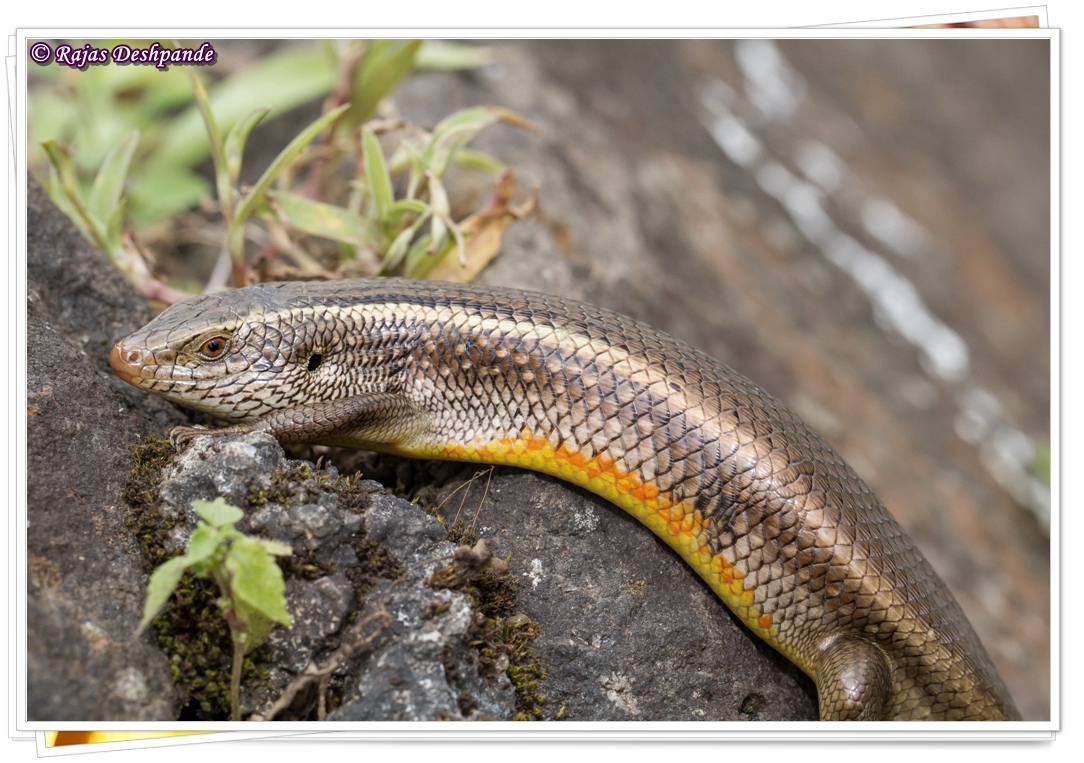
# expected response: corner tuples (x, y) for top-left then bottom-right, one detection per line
(110, 340), (146, 386)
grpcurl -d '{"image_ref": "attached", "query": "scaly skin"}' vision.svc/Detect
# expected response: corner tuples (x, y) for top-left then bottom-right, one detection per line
(110, 279), (1019, 721)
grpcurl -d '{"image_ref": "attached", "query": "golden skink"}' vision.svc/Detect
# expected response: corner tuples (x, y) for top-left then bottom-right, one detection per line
(111, 279), (1019, 721)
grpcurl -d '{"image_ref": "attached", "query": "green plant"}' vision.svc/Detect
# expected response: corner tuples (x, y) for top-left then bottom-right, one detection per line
(187, 66), (349, 288)
(138, 497), (291, 721)
(41, 131), (192, 303)
(268, 104), (536, 282)
(31, 39), (535, 298)
(29, 40), (490, 225)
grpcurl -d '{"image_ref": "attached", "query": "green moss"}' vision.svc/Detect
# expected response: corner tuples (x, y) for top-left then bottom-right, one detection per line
(431, 561), (549, 720)
(336, 479), (405, 601)
(278, 547), (326, 581)
(266, 464), (299, 504)
(444, 517), (478, 547)
(457, 689), (479, 716)
(122, 437), (178, 573)
(125, 436), (532, 720)
(151, 573), (272, 720)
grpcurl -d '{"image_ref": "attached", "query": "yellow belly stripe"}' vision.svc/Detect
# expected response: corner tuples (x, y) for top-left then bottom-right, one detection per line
(404, 429), (786, 652)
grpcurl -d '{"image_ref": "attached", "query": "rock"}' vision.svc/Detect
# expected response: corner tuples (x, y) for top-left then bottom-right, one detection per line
(429, 469), (817, 721)
(143, 431), (515, 721)
(158, 434), (287, 521)
(27, 582), (176, 722)
(26, 176), (184, 720)
(269, 571), (356, 674)
(328, 549), (517, 721)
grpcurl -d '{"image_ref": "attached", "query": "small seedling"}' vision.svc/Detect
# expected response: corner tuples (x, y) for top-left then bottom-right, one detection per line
(138, 497), (292, 721)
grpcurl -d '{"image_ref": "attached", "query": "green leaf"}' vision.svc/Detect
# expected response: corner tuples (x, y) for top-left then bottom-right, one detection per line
(138, 556), (191, 633)
(186, 524), (221, 564)
(403, 142), (427, 199)
(342, 40), (422, 130)
(427, 172), (450, 255)
(41, 141), (83, 205)
(230, 602), (277, 654)
(87, 129), (139, 227)
(224, 106), (271, 188)
(105, 200), (126, 254)
(422, 106), (537, 178)
(41, 140), (106, 247)
(230, 103), (350, 238)
(192, 497), (244, 528)
(403, 232), (434, 277)
(187, 71), (230, 217)
(270, 190), (379, 247)
(415, 41), (493, 71)
(426, 171), (451, 218)
(226, 537), (291, 626)
(43, 163), (85, 238)
(452, 147), (506, 175)
(388, 198), (429, 220)
(362, 129), (394, 227)
(380, 208), (432, 274)
(152, 44), (338, 171)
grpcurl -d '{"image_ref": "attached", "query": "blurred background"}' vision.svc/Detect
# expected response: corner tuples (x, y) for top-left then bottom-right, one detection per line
(29, 37), (1052, 720)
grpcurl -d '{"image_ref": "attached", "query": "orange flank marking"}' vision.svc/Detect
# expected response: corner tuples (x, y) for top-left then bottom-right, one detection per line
(425, 428), (779, 644)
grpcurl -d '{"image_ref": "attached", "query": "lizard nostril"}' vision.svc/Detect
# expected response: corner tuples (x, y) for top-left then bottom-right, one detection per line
(110, 341), (145, 385)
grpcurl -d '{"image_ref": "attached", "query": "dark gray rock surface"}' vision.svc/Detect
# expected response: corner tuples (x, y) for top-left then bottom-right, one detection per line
(428, 468), (817, 721)
(26, 177), (183, 721)
(145, 431), (515, 721)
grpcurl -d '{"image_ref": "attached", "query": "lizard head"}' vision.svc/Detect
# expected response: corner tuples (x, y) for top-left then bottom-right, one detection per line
(110, 281), (389, 423)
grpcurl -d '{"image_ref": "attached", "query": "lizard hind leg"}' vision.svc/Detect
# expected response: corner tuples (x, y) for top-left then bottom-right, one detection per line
(816, 635), (894, 721)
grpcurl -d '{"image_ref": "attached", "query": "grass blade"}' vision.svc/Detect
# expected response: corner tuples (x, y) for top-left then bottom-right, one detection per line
(153, 45), (337, 170)
(41, 140), (105, 245)
(231, 103), (350, 235)
(388, 198), (429, 221)
(342, 40), (422, 130)
(422, 106), (538, 178)
(380, 208), (432, 275)
(186, 70), (230, 217)
(362, 128), (394, 228)
(87, 129), (139, 227)
(270, 190), (379, 247)
(105, 200), (126, 253)
(452, 147), (506, 175)
(224, 106), (271, 187)
(415, 41), (493, 71)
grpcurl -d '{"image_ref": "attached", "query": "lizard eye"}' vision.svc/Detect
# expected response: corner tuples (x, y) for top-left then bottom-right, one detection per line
(198, 336), (229, 359)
